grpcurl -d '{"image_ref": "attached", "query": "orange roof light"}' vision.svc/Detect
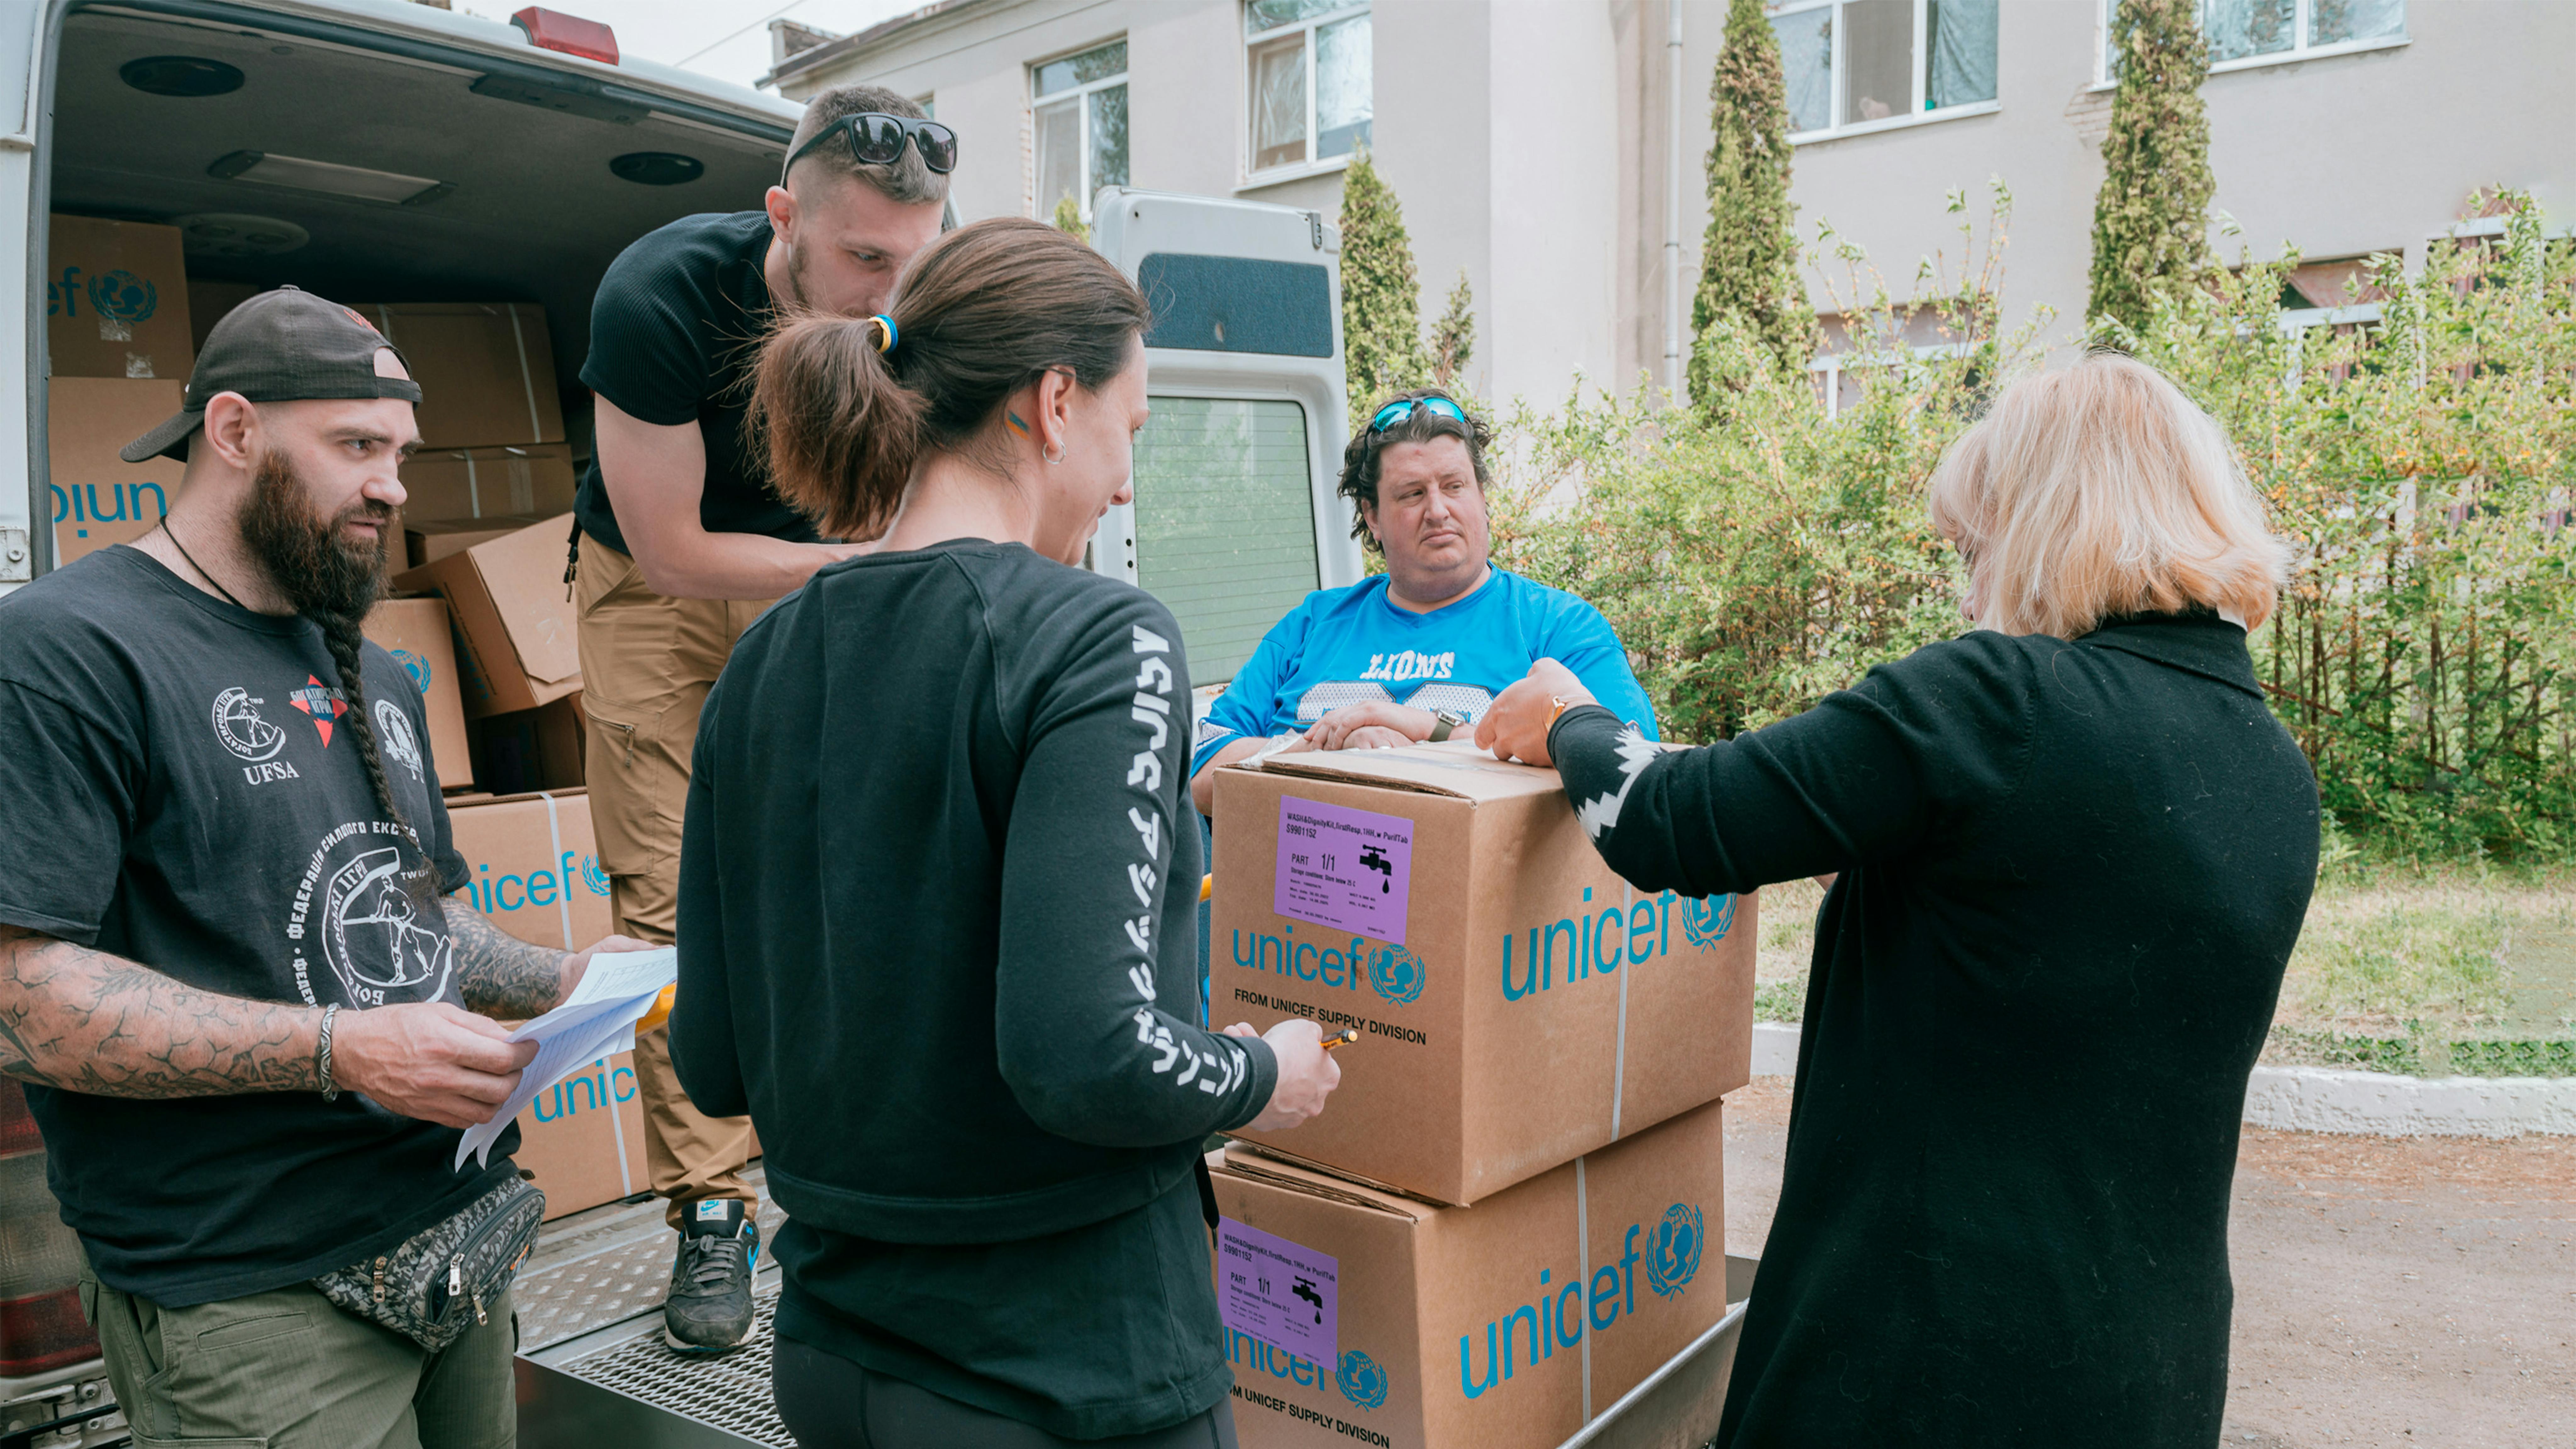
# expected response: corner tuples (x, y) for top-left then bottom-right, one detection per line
(511, 7), (620, 65)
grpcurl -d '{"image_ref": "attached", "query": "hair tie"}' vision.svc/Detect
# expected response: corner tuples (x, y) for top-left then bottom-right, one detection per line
(868, 314), (899, 354)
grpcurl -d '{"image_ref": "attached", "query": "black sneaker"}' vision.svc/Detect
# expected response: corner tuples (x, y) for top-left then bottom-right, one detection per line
(662, 1198), (760, 1354)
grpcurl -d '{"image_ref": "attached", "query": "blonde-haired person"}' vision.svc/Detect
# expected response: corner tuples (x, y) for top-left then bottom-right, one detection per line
(1479, 352), (2319, 1448)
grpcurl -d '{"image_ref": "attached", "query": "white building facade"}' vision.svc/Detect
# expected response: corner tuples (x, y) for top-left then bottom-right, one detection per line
(767, 0), (2572, 408)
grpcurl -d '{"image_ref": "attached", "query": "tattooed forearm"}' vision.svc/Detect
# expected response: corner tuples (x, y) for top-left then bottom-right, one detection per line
(442, 897), (572, 1019)
(0, 926), (322, 1096)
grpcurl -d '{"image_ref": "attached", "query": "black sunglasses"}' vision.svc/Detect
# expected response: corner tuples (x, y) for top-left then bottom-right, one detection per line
(786, 112), (959, 178)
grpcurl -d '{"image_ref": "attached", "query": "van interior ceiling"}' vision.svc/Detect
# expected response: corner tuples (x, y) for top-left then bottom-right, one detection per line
(47, 3), (795, 440)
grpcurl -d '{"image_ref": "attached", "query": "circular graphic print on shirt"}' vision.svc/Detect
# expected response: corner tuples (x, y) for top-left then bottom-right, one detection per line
(210, 687), (287, 762)
(373, 698), (424, 781)
(289, 822), (454, 1007)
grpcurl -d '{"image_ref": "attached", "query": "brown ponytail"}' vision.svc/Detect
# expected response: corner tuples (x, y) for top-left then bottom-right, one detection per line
(752, 217), (1150, 541)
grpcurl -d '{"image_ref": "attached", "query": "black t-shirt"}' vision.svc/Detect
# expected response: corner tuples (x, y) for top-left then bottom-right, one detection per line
(0, 548), (519, 1307)
(573, 210), (821, 556)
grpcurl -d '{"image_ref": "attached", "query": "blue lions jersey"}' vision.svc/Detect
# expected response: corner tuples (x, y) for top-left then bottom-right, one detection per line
(1191, 569), (1659, 776)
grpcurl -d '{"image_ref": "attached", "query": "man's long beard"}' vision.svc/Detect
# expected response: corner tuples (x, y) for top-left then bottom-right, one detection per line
(238, 448), (391, 631)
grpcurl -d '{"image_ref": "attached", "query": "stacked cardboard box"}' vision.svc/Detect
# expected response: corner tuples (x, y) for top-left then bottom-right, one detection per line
(50, 216), (191, 381)
(1206, 741), (1756, 1447)
(392, 513), (581, 719)
(361, 596), (475, 791)
(445, 788), (641, 1219)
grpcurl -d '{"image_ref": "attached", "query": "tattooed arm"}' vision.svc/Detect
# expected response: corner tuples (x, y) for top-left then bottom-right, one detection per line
(0, 924), (323, 1096)
(0, 924), (540, 1127)
(443, 896), (576, 1019)
(440, 895), (656, 1023)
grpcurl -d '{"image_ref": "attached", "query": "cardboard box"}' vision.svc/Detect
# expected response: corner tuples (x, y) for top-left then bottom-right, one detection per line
(362, 596), (475, 791)
(392, 513), (580, 718)
(443, 787), (613, 951)
(1213, 1099), (1726, 1449)
(46, 377), (185, 564)
(470, 694), (586, 796)
(400, 444), (578, 522)
(48, 216), (192, 380)
(359, 303), (564, 449)
(507, 1048), (651, 1221)
(406, 513), (557, 569)
(1211, 743), (1756, 1206)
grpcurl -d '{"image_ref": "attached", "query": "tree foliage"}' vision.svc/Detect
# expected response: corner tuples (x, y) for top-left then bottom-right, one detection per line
(2088, 0), (2214, 332)
(1689, 0), (1815, 412)
(1050, 193), (1090, 246)
(1337, 146), (1429, 430)
(1493, 186), (2574, 862)
(1429, 268), (1476, 388)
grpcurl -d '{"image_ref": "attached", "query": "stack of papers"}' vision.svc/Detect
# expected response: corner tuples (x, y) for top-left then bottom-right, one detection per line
(454, 947), (680, 1170)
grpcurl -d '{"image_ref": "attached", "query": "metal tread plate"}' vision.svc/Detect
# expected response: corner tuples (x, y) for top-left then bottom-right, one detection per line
(555, 1282), (790, 1448)
(516, 1201), (787, 1353)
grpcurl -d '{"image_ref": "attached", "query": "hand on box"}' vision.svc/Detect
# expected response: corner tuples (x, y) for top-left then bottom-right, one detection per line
(332, 1002), (539, 1129)
(1476, 659), (1594, 766)
(1228, 1017), (1342, 1132)
(1306, 701), (1434, 751)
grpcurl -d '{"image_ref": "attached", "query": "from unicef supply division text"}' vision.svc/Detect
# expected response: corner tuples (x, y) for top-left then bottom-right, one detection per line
(1209, 743), (1757, 1206)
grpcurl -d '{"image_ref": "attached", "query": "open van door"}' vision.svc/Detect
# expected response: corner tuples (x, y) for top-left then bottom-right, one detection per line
(1087, 189), (1360, 713)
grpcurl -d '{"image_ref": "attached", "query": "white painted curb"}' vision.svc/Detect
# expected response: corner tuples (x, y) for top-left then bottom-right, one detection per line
(1748, 1022), (2576, 1137)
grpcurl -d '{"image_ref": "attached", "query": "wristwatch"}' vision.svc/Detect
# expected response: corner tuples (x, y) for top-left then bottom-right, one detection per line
(1427, 709), (1468, 743)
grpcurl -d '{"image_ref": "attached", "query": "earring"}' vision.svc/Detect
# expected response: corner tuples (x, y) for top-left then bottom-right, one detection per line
(1044, 443), (1065, 466)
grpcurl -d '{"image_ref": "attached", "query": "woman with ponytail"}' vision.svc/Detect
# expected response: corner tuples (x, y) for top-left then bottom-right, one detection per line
(670, 217), (1341, 1448)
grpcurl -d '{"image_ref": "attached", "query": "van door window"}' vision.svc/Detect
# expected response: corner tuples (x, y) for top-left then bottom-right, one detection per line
(1131, 397), (1319, 685)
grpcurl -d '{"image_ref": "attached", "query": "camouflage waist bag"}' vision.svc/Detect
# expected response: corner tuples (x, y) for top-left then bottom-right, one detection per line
(313, 1175), (545, 1352)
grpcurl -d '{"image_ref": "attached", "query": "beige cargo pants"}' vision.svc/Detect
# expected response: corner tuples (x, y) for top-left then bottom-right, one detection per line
(574, 534), (767, 1230)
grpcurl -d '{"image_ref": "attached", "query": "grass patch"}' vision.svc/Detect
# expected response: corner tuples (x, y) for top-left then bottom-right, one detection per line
(1743, 864), (2576, 1077)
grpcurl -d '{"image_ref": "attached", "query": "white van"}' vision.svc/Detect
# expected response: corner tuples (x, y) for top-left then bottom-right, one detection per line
(0, 2), (1352, 1437)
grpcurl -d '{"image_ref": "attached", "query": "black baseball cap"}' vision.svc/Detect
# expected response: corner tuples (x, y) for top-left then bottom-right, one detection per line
(120, 285), (425, 464)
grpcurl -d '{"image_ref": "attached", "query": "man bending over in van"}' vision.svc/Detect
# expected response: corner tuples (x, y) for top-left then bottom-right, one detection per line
(0, 289), (644, 1449)
(568, 84), (951, 1353)
(1189, 388), (1659, 814)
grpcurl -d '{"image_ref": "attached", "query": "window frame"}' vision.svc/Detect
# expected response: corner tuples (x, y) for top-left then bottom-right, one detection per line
(1028, 37), (1129, 224)
(2095, 0), (2410, 88)
(1772, 0), (2002, 147)
(1240, 0), (1371, 186)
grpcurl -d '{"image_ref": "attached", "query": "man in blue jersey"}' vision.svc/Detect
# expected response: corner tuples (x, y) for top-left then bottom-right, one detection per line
(1188, 388), (1657, 815)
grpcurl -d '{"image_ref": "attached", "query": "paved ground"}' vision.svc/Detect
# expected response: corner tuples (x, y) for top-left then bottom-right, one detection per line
(1721, 1081), (2576, 1448)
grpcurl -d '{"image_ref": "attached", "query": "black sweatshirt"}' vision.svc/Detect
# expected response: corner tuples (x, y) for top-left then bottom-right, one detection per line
(1547, 613), (2317, 1449)
(672, 539), (1276, 1437)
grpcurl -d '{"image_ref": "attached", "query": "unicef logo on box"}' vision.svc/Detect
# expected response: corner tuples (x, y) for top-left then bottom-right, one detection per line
(88, 270), (158, 325)
(1364, 942), (1425, 1006)
(391, 648), (432, 696)
(582, 855), (611, 897)
(1646, 1202), (1705, 1299)
(1335, 1349), (1388, 1410)
(1680, 894), (1736, 949)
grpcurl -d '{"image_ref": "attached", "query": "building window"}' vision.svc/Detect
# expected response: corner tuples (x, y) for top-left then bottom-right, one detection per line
(1033, 40), (1127, 222)
(1245, 1), (1371, 178)
(2102, 0), (2405, 80)
(1771, 0), (1998, 142)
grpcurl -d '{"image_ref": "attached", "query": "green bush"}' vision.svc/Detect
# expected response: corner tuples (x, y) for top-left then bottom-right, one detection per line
(1488, 188), (2576, 863)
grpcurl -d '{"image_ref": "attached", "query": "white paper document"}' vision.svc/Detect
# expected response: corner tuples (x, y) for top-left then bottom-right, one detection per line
(453, 947), (680, 1170)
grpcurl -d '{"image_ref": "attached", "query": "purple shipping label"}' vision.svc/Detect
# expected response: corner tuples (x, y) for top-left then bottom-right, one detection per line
(1273, 797), (1414, 945)
(1216, 1217), (1337, 1363)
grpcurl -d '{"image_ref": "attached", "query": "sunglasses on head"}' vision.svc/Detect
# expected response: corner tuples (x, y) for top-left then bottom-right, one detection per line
(1368, 396), (1469, 435)
(786, 112), (960, 177)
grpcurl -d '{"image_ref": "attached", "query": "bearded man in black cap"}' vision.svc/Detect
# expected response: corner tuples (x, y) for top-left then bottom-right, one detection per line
(0, 287), (644, 1449)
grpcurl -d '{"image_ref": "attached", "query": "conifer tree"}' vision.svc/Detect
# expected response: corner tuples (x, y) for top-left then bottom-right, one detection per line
(1428, 269), (1476, 387)
(2088, 0), (2214, 332)
(1689, 0), (1814, 412)
(1050, 193), (1091, 246)
(1337, 147), (1429, 430)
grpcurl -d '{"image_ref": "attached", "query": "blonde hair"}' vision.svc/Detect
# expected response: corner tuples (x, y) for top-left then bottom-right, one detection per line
(1926, 351), (2291, 639)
